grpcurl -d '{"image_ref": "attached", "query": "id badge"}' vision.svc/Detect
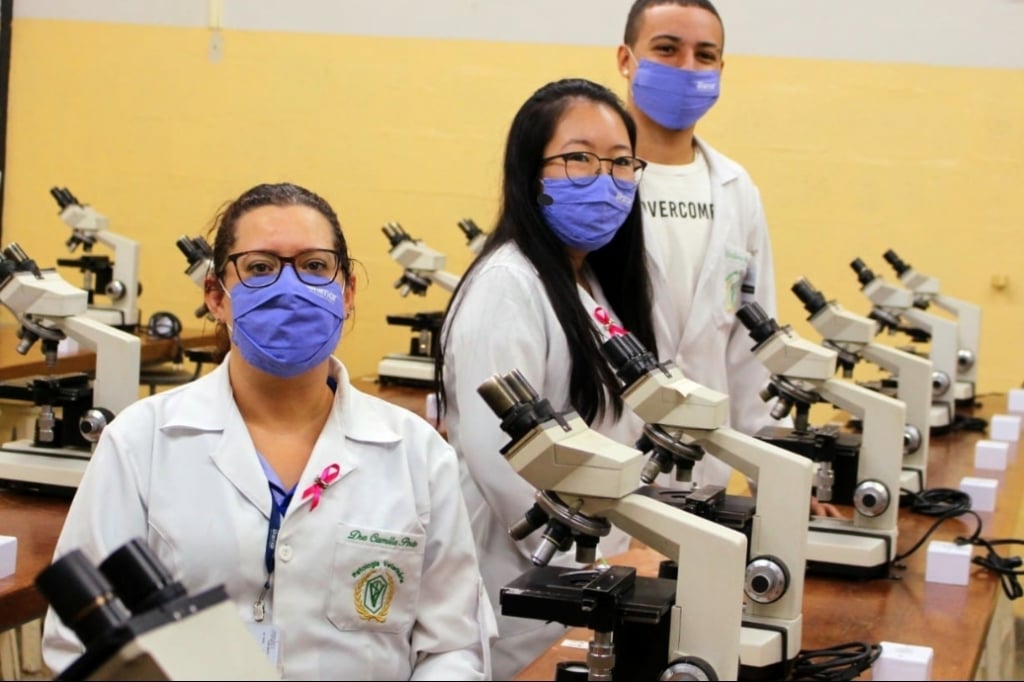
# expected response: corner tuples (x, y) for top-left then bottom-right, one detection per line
(246, 621), (281, 670)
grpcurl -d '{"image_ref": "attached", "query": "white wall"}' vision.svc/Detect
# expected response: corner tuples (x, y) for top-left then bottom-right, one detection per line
(14, 0), (1024, 68)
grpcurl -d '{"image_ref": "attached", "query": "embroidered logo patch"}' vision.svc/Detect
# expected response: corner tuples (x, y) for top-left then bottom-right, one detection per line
(352, 560), (405, 623)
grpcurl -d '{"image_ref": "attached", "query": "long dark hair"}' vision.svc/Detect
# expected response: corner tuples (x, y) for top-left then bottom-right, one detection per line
(436, 78), (658, 425)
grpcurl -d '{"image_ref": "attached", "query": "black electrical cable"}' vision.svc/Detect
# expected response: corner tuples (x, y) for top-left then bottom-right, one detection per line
(788, 641), (882, 680)
(894, 488), (1024, 600)
(901, 486), (972, 517)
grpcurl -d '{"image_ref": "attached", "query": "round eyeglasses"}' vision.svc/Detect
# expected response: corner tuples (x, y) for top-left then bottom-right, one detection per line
(542, 151), (648, 190)
(222, 249), (342, 289)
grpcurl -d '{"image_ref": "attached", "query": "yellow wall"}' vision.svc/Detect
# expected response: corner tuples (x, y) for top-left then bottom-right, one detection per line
(4, 20), (1023, 393)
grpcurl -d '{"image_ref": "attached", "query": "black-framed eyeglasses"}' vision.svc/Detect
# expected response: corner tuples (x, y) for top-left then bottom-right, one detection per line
(222, 249), (342, 289)
(542, 151), (648, 190)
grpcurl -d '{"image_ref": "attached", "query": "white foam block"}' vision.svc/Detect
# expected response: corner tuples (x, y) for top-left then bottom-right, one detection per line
(924, 540), (972, 586)
(960, 476), (998, 512)
(974, 439), (1010, 471)
(1007, 388), (1024, 416)
(989, 414), (1022, 443)
(0, 535), (16, 579)
(873, 641), (934, 680)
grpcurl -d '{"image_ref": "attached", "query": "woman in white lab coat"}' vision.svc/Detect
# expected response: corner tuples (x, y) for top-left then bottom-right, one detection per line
(436, 78), (661, 681)
(42, 182), (497, 681)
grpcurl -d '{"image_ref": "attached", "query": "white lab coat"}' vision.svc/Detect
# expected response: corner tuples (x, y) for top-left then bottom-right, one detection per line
(646, 137), (783, 489)
(41, 356), (497, 681)
(441, 244), (637, 681)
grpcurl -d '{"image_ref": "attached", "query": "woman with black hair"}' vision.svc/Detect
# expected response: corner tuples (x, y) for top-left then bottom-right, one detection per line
(436, 77), (661, 681)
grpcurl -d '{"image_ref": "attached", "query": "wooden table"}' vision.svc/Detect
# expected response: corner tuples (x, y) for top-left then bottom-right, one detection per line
(515, 397), (1020, 681)
(0, 377), (434, 633)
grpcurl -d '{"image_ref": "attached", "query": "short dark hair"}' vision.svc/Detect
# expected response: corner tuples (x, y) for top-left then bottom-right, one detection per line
(623, 0), (723, 47)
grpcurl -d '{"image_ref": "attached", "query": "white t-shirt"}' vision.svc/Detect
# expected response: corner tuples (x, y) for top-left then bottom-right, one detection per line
(638, 146), (713, 337)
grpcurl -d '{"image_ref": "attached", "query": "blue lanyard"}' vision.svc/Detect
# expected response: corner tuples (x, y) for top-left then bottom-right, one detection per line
(254, 490), (290, 622)
(264, 498), (283, 581)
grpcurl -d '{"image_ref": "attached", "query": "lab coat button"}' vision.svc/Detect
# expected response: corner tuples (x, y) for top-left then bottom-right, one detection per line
(279, 544), (293, 561)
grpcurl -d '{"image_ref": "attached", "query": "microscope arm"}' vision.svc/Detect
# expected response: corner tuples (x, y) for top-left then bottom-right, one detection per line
(62, 315), (141, 415)
(686, 427), (811, 623)
(96, 230), (141, 305)
(816, 378), (905, 533)
(860, 342), (933, 444)
(933, 294), (981, 375)
(601, 494), (746, 680)
(899, 308), (959, 404)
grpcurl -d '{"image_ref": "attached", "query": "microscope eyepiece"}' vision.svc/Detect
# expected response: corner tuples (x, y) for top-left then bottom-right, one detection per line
(736, 302), (780, 344)
(600, 332), (659, 387)
(791, 278), (828, 316)
(50, 186), (79, 210)
(457, 218), (483, 240)
(35, 549), (132, 649)
(850, 257), (876, 286)
(882, 249), (910, 276)
(98, 538), (187, 616)
(381, 222), (411, 248)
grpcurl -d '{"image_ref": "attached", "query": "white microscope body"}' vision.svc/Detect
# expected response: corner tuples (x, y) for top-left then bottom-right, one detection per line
(478, 370), (748, 681)
(793, 277), (932, 495)
(738, 302), (906, 579)
(378, 222), (464, 387)
(851, 258), (958, 432)
(883, 249), (980, 405)
(0, 243), (140, 490)
(600, 330), (814, 676)
(51, 187), (141, 331)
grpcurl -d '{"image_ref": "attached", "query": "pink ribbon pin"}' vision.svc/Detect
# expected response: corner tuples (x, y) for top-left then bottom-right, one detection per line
(593, 306), (627, 337)
(301, 463), (341, 511)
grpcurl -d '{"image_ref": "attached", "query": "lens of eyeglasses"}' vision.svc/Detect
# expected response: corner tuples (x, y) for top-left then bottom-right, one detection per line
(559, 152), (644, 190)
(233, 250), (340, 288)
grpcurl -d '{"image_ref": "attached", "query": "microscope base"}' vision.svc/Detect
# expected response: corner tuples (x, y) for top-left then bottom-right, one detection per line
(805, 523), (893, 580)
(929, 402), (953, 434)
(740, 618), (799, 681)
(900, 467), (925, 496)
(954, 380), (975, 406)
(376, 354), (437, 389)
(0, 440), (88, 494)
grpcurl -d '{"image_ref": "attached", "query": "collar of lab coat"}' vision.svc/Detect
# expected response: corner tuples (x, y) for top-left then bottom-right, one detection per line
(159, 354), (402, 517)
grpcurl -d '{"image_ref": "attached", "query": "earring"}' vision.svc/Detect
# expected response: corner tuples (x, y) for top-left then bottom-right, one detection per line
(537, 179), (553, 207)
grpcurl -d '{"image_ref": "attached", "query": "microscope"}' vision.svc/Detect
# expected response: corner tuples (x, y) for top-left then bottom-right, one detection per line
(850, 258), (960, 432)
(882, 249), (981, 406)
(38, 537), (278, 680)
(0, 243), (140, 492)
(597, 323), (815, 679)
(478, 370), (748, 681)
(51, 187), (142, 332)
(737, 302), (906, 580)
(377, 222), (463, 387)
(792, 277), (932, 496)
(175, 235), (214, 321)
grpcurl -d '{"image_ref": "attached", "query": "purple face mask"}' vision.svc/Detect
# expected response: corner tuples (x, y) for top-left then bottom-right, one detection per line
(631, 58), (720, 131)
(227, 267), (345, 378)
(540, 174), (637, 252)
